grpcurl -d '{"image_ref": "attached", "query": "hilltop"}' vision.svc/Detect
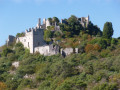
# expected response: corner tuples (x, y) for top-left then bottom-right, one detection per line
(0, 15), (120, 90)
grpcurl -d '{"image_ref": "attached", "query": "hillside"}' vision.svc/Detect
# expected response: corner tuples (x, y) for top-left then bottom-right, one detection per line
(0, 41), (120, 90)
(0, 15), (120, 90)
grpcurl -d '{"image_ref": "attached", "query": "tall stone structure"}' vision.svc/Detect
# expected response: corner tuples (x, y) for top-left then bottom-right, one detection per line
(46, 19), (51, 29)
(17, 19), (46, 53)
(6, 35), (15, 46)
(16, 18), (59, 55)
(7, 16), (90, 56)
(78, 15), (89, 27)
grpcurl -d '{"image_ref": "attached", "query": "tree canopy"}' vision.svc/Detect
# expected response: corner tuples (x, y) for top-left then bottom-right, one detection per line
(103, 22), (114, 39)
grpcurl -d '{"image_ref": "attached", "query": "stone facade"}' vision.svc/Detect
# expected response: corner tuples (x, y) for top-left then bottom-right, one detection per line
(36, 18), (60, 30)
(35, 44), (59, 56)
(7, 16), (89, 56)
(16, 18), (59, 55)
(61, 48), (79, 57)
(78, 15), (89, 27)
(16, 27), (45, 53)
(6, 35), (15, 46)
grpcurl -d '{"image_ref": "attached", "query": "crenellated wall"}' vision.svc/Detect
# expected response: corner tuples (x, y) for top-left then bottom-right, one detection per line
(8, 17), (87, 56)
(17, 26), (46, 53)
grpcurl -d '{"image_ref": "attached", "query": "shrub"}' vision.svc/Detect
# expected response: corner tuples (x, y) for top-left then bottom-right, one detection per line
(1, 48), (13, 57)
(100, 49), (111, 58)
(15, 42), (25, 57)
(54, 31), (62, 37)
(93, 82), (117, 90)
(0, 82), (7, 90)
(98, 38), (107, 49)
(85, 44), (101, 53)
(94, 44), (101, 51)
(85, 44), (94, 53)
(82, 34), (88, 41)
(111, 38), (118, 45)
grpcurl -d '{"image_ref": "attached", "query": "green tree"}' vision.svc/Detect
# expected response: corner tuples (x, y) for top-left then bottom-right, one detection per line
(48, 18), (52, 25)
(87, 22), (102, 36)
(52, 17), (60, 24)
(16, 32), (25, 37)
(98, 39), (107, 49)
(111, 38), (118, 45)
(54, 31), (62, 37)
(44, 30), (52, 39)
(67, 15), (77, 24)
(1, 48), (13, 57)
(15, 42), (25, 57)
(103, 22), (114, 39)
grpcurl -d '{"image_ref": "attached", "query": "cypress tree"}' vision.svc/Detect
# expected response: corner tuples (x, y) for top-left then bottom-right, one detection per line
(103, 22), (114, 39)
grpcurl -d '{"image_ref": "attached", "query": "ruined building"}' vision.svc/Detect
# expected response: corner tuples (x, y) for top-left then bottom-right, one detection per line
(78, 15), (89, 27)
(6, 16), (89, 56)
(6, 35), (15, 46)
(16, 19), (59, 55)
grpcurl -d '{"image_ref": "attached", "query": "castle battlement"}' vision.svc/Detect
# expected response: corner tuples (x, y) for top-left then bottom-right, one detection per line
(25, 28), (32, 32)
(25, 27), (37, 32)
(7, 16), (89, 56)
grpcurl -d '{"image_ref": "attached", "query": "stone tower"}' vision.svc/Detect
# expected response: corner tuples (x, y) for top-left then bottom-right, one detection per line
(46, 19), (51, 28)
(42, 18), (46, 29)
(17, 18), (46, 53)
(37, 18), (41, 28)
(43, 18), (46, 25)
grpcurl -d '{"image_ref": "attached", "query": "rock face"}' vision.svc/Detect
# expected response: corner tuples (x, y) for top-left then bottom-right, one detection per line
(12, 61), (19, 68)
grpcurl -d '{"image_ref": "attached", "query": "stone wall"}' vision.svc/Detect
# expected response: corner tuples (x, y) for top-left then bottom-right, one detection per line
(35, 44), (59, 56)
(61, 48), (79, 57)
(78, 15), (89, 27)
(6, 35), (15, 46)
(16, 29), (34, 53)
(16, 19), (46, 53)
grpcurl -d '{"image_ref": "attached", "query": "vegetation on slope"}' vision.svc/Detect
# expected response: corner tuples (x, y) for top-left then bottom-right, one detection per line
(0, 15), (120, 90)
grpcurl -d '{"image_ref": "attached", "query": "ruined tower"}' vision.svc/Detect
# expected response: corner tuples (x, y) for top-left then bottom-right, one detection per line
(17, 18), (46, 53)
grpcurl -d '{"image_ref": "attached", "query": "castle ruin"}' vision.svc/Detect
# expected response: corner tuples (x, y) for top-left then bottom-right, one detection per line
(7, 16), (89, 56)
(16, 19), (59, 55)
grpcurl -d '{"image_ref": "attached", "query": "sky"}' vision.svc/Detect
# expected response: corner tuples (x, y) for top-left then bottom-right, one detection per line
(0, 0), (120, 46)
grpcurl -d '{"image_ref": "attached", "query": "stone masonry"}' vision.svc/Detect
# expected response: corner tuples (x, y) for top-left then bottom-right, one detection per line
(7, 16), (89, 56)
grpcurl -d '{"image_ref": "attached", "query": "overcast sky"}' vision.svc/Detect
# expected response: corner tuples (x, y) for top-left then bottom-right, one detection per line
(0, 0), (120, 46)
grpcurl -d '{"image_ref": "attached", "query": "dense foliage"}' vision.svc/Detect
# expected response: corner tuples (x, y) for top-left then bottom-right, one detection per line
(103, 22), (114, 39)
(0, 41), (120, 90)
(0, 15), (120, 90)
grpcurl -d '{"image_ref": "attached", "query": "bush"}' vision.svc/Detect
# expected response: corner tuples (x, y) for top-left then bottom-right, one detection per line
(17, 79), (36, 89)
(85, 44), (94, 53)
(93, 82), (117, 90)
(0, 82), (7, 90)
(111, 38), (118, 45)
(85, 44), (101, 53)
(1, 48), (13, 57)
(54, 31), (62, 37)
(15, 42), (25, 57)
(100, 49), (111, 58)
